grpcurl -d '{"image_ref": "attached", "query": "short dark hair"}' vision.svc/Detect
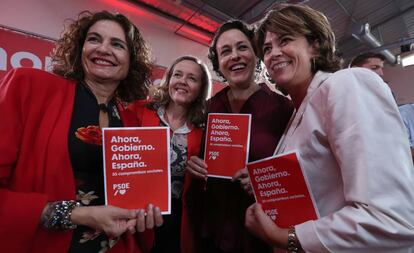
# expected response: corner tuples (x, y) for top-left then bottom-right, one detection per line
(349, 52), (386, 67)
(208, 20), (256, 79)
(52, 10), (151, 102)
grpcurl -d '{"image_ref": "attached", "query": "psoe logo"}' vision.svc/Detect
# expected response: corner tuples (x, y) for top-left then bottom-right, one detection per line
(113, 183), (130, 196)
(208, 151), (219, 160)
(265, 208), (278, 221)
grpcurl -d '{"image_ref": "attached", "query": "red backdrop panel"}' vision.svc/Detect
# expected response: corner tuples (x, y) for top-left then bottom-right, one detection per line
(0, 26), (226, 96)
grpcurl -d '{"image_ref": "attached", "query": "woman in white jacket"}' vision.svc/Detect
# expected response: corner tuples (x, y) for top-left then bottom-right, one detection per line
(245, 3), (414, 253)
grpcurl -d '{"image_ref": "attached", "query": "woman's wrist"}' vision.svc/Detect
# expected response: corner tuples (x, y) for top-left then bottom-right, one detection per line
(70, 205), (89, 227)
(268, 227), (302, 252)
(287, 227), (302, 253)
(41, 200), (80, 230)
(268, 227), (289, 249)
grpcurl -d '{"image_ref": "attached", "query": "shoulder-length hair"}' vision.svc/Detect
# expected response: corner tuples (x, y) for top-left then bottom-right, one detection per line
(150, 56), (211, 128)
(255, 4), (341, 73)
(52, 10), (151, 102)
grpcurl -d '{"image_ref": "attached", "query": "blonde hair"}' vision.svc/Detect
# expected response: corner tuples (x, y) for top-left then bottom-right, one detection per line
(150, 56), (211, 127)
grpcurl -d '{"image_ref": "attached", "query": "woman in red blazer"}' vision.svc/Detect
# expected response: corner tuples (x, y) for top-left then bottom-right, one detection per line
(129, 55), (211, 253)
(0, 11), (162, 253)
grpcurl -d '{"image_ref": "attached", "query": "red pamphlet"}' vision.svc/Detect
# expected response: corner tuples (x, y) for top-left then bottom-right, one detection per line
(102, 127), (171, 214)
(247, 151), (318, 228)
(204, 113), (251, 179)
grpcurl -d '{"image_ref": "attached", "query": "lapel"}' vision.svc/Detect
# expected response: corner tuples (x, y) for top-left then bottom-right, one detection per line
(274, 71), (331, 154)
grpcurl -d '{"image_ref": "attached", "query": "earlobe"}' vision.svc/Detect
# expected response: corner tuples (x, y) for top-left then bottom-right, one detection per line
(309, 40), (320, 57)
(313, 39), (320, 49)
(312, 40), (320, 52)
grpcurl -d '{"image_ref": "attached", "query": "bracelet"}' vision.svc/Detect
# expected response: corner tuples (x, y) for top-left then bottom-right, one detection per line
(41, 200), (80, 230)
(287, 226), (301, 253)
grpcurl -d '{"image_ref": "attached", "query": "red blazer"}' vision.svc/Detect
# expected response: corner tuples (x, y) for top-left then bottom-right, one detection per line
(128, 100), (204, 253)
(0, 68), (152, 253)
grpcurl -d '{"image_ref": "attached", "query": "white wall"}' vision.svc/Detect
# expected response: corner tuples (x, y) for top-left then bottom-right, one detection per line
(0, 0), (212, 71)
(384, 64), (414, 105)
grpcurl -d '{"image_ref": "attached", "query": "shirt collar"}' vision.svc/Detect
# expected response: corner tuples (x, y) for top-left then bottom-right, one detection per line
(157, 106), (192, 134)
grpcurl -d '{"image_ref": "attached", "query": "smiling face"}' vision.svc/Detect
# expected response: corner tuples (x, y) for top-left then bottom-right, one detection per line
(263, 31), (316, 92)
(81, 20), (130, 86)
(216, 29), (256, 89)
(168, 60), (203, 106)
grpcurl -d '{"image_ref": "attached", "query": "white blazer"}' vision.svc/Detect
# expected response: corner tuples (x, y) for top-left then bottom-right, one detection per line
(275, 68), (414, 252)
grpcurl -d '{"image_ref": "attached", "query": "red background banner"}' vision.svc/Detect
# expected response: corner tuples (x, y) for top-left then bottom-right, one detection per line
(0, 25), (226, 95)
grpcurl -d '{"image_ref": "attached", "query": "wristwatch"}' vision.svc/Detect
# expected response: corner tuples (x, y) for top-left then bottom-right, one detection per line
(287, 227), (301, 253)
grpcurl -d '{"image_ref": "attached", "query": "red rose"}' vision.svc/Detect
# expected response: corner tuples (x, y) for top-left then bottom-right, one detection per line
(75, 125), (102, 145)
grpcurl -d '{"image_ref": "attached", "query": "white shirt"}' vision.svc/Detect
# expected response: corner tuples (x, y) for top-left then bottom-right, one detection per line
(275, 69), (414, 252)
(157, 106), (191, 198)
(399, 104), (414, 147)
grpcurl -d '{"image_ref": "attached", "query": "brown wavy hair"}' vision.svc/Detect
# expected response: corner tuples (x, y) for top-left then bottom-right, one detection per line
(150, 56), (211, 128)
(255, 4), (341, 74)
(52, 10), (151, 102)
